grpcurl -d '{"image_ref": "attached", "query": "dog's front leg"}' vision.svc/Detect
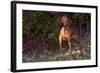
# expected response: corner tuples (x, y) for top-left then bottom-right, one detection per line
(59, 36), (62, 52)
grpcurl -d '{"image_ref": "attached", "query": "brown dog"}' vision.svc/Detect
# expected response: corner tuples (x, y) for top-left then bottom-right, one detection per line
(59, 16), (79, 52)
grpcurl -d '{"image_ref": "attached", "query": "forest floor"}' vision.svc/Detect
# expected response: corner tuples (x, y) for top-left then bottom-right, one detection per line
(23, 32), (91, 63)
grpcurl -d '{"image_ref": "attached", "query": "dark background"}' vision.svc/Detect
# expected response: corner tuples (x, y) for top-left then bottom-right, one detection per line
(22, 10), (91, 62)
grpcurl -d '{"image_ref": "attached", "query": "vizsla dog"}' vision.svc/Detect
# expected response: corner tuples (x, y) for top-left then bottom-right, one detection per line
(59, 16), (79, 52)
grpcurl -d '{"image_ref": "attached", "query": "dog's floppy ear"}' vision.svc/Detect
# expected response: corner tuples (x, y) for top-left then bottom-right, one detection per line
(56, 15), (63, 28)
